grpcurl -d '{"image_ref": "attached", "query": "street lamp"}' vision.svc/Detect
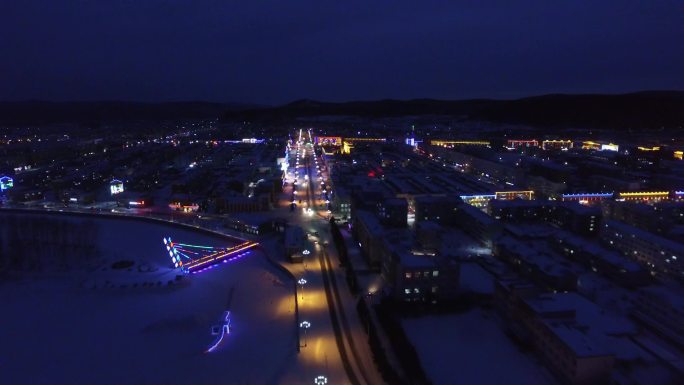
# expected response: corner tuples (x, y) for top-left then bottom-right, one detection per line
(314, 375), (327, 385)
(300, 321), (311, 347)
(298, 278), (307, 300)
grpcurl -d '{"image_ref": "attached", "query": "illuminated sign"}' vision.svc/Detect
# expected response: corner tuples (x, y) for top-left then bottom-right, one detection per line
(601, 143), (619, 152)
(315, 136), (343, 146)
(0, 176), (13, 191)
(110, 179), (124, 195)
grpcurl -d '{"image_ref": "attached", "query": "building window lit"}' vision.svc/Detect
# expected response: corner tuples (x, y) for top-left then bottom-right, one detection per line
(432, 270), (439, 277)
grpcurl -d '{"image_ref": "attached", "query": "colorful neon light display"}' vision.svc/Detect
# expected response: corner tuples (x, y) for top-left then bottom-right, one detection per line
(0, 176), (13, 191)
(206, 311), (231, 353)
(162, 237), (258, 273)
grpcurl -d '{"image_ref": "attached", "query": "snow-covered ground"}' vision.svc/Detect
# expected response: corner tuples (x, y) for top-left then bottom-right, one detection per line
(0, 213), (297, 385)
(403, 308), (558, 385)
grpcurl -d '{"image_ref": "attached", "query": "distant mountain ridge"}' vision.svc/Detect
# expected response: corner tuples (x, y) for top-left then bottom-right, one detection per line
(1, 91), (683, 129)
(224, 91), (684, 130)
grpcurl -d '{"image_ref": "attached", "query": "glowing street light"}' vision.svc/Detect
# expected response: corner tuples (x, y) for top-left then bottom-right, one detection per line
(314, 375), (328, 385)
(298, 277), (307, 300)
(300, 321), (311, 347)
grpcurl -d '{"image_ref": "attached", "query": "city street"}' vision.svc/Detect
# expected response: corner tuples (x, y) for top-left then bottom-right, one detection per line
(280, 132), (385, 385)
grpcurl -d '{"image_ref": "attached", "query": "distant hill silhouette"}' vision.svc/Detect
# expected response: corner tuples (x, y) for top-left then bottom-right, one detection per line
(223, 91), (684, 130)
(2, 92), (683, 129)
(0, 101), (256, 124)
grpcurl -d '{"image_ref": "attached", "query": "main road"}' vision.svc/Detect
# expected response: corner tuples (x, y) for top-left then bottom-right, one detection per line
(284, 132), (385, 385)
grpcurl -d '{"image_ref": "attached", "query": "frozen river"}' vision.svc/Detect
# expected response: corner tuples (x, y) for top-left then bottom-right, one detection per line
(0, 211), (297, 385)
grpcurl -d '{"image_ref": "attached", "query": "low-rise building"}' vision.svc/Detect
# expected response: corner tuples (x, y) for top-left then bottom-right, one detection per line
(414, 195), (461, 225)
(552, 232), (650, 287)
(600, 220), (684, 276)
(495, 285), (617, 385)
(547, 202), (602, 237)
(489, 199), (548, 222)
(631, 286), (684, 348)
(494, 236), (578, 291)
(381, 230), (460, 303)
(376, 198), (408, 228)
(455, 203), (502, 247)
(352, 209), (385, 268)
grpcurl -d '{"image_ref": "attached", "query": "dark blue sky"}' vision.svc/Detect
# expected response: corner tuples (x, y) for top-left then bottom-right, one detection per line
(1, 1), (683, 104)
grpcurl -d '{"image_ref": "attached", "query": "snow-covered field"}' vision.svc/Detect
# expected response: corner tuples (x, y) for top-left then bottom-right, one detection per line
(403, 308), (558, 385)
(0, 213), (296, 385)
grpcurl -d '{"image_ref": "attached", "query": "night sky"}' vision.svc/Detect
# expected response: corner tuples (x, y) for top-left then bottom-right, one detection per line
(1, 1), (683, 104)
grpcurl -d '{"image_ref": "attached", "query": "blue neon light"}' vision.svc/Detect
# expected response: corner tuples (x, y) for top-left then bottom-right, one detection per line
(206, 311), (231, 353)
(561, 193), (613, 198)
(460, 194), (496, 199)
